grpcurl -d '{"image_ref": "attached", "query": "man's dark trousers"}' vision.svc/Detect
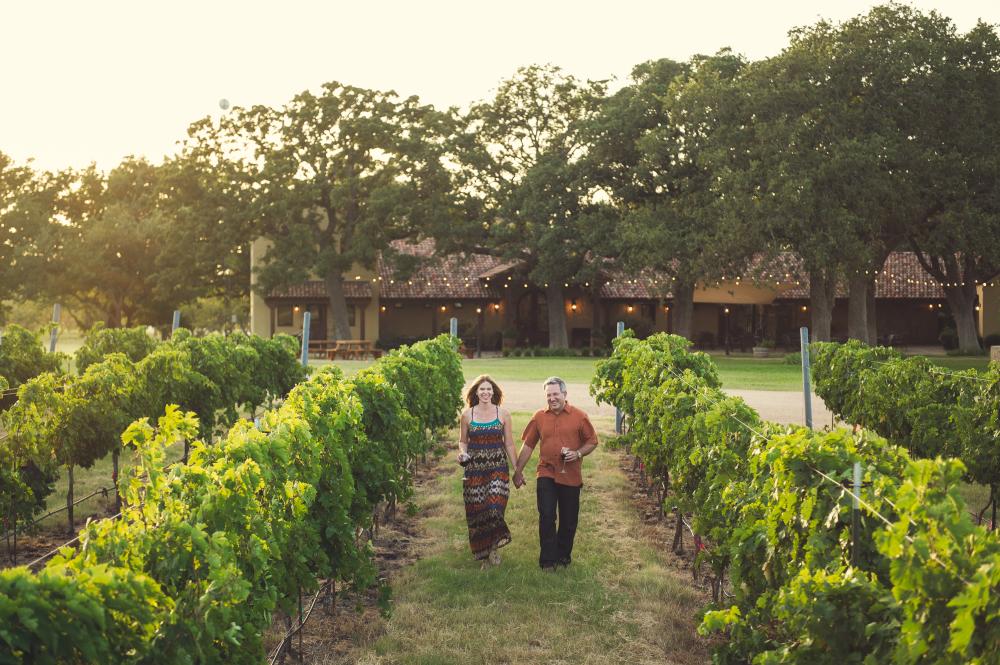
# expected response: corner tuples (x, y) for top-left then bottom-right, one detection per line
(536, 477), (581, 568)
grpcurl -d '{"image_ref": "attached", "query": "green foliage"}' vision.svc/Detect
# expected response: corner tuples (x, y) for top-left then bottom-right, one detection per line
(0, 324), (64, 388)
(0, 335), (463, 663)
(594, 333), (1000, 663)
(188, 82), (454, 340)
(812, 341), (1000, 488)
(74, 323), (158, 373)
(875, 459), (1000, 664)
(0, 332), (308, 529)
(0, 562), (169, 664)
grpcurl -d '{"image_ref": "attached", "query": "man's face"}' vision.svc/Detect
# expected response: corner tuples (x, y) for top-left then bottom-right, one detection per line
(545, 384), (567, 412)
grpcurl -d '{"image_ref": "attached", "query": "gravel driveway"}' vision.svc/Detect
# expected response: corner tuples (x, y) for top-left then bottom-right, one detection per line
(495, 381), (833, 427)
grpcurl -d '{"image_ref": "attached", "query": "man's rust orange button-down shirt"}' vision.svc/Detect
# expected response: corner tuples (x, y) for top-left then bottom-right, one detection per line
(521, 403), (599, 487)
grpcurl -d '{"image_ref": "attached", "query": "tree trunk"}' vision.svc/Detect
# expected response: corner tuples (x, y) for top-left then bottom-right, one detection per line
(866, 281), (878, 346)
(671, 281), (696, 341)
(325, 271), (352, 340)
(808, 269), (836, 342)
(945, 284), (982, 353)
(545, 283), (568, 348)
(847, 274), (871, 343)
(66, 465), (74, 535)
(106, 300), (122, 328)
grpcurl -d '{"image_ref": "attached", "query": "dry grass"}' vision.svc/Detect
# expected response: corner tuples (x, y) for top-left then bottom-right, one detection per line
(325, 415), (711, 665)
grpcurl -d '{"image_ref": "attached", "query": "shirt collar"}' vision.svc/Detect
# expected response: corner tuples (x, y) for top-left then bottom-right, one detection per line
(545, 402), (573, 415)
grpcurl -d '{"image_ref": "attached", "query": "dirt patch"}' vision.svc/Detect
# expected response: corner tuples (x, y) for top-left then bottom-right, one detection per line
(2, 507), (114, 571)
(614, 450), (723, 601)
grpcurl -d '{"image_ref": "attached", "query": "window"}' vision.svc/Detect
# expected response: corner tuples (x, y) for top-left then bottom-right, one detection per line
(276, 305), (293, 327)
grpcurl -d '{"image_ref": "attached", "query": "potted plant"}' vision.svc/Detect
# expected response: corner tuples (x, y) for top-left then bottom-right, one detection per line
(752, 338), (776, 358)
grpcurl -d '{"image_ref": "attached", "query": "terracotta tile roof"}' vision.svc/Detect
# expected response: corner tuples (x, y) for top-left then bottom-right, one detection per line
(598, 270), (673, 299)
(267, 280), (372, 299)
(380, 240), (505, 299)
(775, 252), (945, 299)
(265, 244), (947, 303)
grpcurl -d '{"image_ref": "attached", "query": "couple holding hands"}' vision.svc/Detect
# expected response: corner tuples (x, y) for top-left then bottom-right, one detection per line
(457, 375), (599, 570)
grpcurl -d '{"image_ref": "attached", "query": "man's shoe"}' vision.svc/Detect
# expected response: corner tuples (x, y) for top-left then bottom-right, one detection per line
(540, 564), (556, 572)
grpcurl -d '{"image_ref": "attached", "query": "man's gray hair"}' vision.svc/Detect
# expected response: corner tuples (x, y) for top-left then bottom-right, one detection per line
(543, 376), (567, 394)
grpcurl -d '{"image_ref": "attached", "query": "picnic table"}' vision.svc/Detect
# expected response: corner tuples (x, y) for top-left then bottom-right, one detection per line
(307, 340), (338, 358)
(326, 339), (382, 360)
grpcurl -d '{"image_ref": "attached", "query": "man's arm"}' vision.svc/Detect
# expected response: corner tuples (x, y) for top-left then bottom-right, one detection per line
(513, 416), (540, 488)
(566, 413), (599, 462)
(566, 442), (596, 462)
(512, 444), (534, 488)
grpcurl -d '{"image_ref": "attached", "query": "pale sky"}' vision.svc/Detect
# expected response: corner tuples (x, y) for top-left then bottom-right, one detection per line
(2, 0), (997, 172)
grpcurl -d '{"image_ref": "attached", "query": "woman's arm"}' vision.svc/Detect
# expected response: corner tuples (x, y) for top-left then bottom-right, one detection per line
(457, 409), (470, 462)
(501, 408), (517, 466)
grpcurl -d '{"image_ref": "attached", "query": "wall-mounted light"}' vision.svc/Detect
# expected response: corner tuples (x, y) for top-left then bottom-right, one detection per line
(440, 305), (447, 312)
(627, 305), (634, 313)
(801, 305), (808, 312)
(723, 307), (730, 314)
(570, 299), (578, 312)
(476, 307), (482, 314)
(293, 306), (301, 313)
(493, 303), (501, 311)
(975, 305), (981, 311)
(664, 306), (670, 312)
(380, 305), (386, 312)
(928, 304), (935, 310)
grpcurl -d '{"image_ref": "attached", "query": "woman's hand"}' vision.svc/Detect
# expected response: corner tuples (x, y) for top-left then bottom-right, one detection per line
(457, 452), (472, 466)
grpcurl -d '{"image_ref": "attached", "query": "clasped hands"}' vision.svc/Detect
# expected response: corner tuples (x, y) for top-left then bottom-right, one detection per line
(512, 469), (526, 489)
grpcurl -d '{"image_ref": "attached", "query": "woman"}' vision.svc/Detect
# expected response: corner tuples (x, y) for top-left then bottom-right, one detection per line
(458, 374), (516, 568)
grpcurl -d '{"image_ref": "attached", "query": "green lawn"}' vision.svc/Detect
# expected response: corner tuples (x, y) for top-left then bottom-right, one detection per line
(319, 354), (791, 388)
(341, 415), (711, 665)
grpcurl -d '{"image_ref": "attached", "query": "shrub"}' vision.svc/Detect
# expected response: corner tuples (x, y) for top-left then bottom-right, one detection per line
(75, 323), (158, 373)
(0, 324), (65, 388)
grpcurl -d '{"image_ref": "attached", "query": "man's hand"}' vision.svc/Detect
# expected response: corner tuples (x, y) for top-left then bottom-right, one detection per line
(513, 469), (525, 488)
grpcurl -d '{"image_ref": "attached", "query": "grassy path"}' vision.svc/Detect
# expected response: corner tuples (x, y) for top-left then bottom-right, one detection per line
(342, 415), (710, 665)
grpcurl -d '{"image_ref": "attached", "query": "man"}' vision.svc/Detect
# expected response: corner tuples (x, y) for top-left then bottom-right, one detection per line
(513, 376), (599, 570)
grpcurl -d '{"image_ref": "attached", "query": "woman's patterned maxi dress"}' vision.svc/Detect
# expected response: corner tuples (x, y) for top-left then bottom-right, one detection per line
(463, 407), (512, 560)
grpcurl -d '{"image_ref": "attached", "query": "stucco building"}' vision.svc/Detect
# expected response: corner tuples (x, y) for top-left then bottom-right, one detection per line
(250, 238), (999, 351)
